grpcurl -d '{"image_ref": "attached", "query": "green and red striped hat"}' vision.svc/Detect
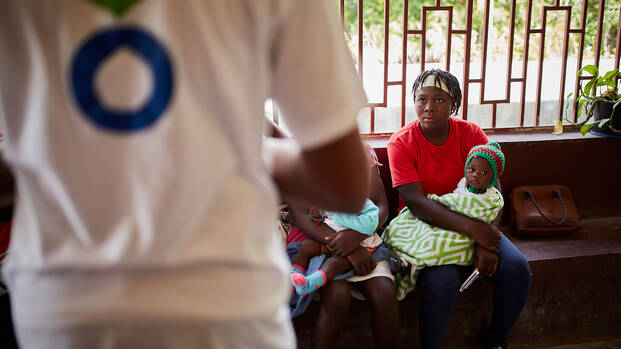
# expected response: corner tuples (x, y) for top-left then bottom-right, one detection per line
(464, 141), (505, 189)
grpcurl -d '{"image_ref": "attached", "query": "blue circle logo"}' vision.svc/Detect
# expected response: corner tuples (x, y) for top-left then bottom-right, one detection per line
(71, 27), (174, 132)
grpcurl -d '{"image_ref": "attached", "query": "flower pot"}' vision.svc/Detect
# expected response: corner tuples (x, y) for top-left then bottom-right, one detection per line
(591, 100), (621, 138)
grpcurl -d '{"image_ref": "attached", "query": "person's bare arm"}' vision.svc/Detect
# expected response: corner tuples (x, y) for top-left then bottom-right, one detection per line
(267, 128), (370, 214)
(398, 182), (500, 253)
(346, 247), (377, 275)
(474, 245), (498, 277)
(474, 179), (503, 276)
(369, 166), (389, 230)
(288, 203), (336, 244)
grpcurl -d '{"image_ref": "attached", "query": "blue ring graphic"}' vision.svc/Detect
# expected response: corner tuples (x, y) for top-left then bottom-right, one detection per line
(71, 27), (174, 132)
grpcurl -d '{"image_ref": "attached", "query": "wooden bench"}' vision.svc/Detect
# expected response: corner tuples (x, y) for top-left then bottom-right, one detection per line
(294, 133), (621, 349)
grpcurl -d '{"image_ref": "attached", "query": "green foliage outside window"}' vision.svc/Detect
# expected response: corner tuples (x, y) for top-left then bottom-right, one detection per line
(339, 0), (619, 64)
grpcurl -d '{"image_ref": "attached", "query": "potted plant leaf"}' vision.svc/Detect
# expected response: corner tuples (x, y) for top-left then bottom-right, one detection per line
(565, 65), (621, 137)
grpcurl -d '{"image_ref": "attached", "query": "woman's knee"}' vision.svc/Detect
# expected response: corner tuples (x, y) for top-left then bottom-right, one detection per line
(320, 280), (352, 315)
(363, 277), (398, 308)
(497, 242), (532, 286)
(419, 265), (461, 301)
(506, 258), (531, 285)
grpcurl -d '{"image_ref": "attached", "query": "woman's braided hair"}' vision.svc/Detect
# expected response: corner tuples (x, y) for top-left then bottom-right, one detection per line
(411, 69), (462, 116)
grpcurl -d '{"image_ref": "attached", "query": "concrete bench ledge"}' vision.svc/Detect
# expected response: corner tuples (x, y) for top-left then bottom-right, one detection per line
(508, 216), (621, 261)
(505, 216), (621, 349)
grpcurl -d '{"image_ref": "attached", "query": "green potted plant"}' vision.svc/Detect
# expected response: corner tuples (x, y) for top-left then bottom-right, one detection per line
(565, 65), (621, 137)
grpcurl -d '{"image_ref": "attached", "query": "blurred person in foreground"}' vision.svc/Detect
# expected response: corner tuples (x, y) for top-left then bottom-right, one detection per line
(0, 1), (370, 348)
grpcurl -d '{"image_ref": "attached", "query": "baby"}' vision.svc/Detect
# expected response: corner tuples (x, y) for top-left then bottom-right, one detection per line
(290, 198), (382, 296)
(383, 142), (506, 300)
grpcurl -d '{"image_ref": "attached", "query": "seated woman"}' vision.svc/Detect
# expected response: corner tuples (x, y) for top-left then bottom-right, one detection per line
(384, 141), (506, 299)
(286, 144), (400, 349)
(385, 69), (531, 349)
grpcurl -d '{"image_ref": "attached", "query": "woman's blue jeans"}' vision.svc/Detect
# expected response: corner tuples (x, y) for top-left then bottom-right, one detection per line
(417, 234), (531, 349)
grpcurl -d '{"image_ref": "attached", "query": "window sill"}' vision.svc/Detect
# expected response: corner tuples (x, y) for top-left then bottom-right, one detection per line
(364, 130), (600, 148)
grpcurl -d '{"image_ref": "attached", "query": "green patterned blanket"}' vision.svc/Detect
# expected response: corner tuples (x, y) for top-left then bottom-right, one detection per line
(383, 178), (503, 300)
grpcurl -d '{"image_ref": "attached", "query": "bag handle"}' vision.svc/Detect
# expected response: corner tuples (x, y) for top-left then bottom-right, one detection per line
(525, 190), (567, 225)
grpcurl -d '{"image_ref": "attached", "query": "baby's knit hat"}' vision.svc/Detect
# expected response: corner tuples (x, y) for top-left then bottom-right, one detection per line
(464, 141), (505, 190)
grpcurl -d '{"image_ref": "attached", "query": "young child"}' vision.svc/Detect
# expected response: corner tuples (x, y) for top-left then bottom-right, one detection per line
(290, 199), (382, 295)
(383, 141), (506, 300)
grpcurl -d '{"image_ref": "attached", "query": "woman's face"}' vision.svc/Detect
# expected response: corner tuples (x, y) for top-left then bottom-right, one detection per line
(414, 86), (453, 132)
(465, 157), (494, 191)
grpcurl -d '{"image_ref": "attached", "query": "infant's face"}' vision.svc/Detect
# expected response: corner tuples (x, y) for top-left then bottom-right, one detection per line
(465, 157), (494, 191)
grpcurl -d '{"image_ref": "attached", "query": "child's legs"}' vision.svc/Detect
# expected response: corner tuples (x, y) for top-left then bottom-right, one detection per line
(319, 254), (352, 281)
(292, 239), (322, 270)
(291, 254), (352, 296)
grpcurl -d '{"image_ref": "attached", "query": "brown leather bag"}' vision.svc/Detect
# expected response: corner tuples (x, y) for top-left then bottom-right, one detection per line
(510, 185), (582, 237)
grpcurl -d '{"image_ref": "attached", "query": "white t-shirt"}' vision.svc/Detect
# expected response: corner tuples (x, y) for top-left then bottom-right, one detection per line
(0, 0), (366, 329)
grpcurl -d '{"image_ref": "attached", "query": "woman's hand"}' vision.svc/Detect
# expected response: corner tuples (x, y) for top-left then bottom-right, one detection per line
(325, 229), (366, 256)
(470, 223), (501, 254)
(346, 247), (377, 275)
(474, 245), (498, 277)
